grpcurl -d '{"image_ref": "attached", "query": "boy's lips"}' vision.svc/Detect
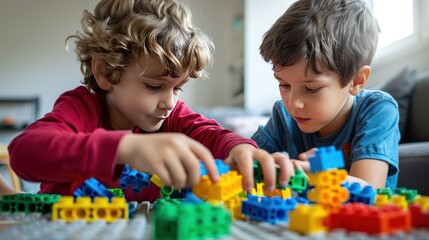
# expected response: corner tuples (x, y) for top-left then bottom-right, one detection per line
(293, 116), (310, 123)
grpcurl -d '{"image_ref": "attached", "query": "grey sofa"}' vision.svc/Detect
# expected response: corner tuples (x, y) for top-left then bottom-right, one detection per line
(395, 70), (429, 195)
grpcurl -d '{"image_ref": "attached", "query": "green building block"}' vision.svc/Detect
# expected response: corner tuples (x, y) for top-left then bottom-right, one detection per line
(108, 188), (125, 197)
(394, 187), (419, 203)
(377, 188), (393, 198)
(154, 200), (231, 240)
(0, 193), (60, 214)
(287, 169), (308, 193)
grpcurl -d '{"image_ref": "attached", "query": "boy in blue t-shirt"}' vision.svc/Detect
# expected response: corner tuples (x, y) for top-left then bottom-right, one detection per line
(251, 0), (399, 190)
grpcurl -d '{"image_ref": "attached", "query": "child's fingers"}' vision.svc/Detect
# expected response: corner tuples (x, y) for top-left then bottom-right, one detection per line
(154, 165), (173, 187)
(253, 150), (276, 192)
(178, 149), (201, 186)
(187, 138), (219, 183)
(272, 152), (294, 187)
(227, 150), (254, 191)
(298, 147), (318, 161)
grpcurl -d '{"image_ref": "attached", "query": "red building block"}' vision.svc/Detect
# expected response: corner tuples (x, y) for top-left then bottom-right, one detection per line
(327, 203), (411, 235)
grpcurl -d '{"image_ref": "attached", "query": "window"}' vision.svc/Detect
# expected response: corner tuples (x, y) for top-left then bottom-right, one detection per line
(372, 0), (414, 49)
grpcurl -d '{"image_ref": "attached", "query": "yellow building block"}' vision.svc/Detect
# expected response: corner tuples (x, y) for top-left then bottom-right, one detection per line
(193, 170), (243, 202)
(289, 204), (329, 234)
(391, 195), (408, 211)
(150, 174), (163, 188)
(52, 196), (76, 222)
(413, 196), (429, 211)
(374, 194), (390, 207)
(307, 169), (347, 188)
(307, 186), (349, 208)
(52, 196), (128, 223)
(92, 197), (128, 222)
(224, 196), (246, 220)
(264, 187), (292, 199)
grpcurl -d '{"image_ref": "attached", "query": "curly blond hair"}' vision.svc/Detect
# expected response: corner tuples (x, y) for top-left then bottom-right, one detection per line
(67, 0), (214, 94)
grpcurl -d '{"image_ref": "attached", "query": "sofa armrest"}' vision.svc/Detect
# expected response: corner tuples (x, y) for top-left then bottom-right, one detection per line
(398, 142), (429, 195)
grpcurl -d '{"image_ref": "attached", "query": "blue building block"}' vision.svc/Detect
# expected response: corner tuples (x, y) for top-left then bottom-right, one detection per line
(347, 182), (376, 205)
(182, 192), (204, 204)
(241, 195), (297, 224)
(128, 201), (138, 218)
(309, 146), (345, 173)
(73, 177), (115, 200)
(200, 159), (231, 176)
(119, 165), (151, 193)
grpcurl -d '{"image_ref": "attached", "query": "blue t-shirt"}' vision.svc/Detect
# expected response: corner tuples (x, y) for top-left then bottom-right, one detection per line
(251, 89), (400, 190)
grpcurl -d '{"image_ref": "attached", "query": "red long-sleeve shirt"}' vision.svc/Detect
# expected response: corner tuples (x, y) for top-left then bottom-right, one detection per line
(8, 86), (256, 202)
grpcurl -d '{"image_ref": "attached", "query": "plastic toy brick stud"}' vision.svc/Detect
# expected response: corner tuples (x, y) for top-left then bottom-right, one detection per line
(73, 178), (115, 200)
(377, 188), (393, 198)
(394, 187), (418, 203)
(309, 146), (345, 173)
(119, 165), (151, 193)
(200, 159), (231, 176)
(347, 182), (375, 205)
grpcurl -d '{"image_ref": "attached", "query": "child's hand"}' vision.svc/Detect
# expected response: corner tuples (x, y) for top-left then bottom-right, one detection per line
(224, 144), (294, 192)
(117, 133), (219, 189)
(291, 147), (317, 172)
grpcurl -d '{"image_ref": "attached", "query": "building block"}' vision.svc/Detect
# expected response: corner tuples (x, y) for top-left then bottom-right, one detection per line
(413, 196), (429, 211)
(73, 177), (116, 200)
(0, 193), (60, 214)
(287, 169), (308, 193)
(377, 188), (393, 198)
(108, 188), (125, 197)
(241, 194), (297, 224)
(374, 194), (390, 207)
(192, 170), (243, 202)
(391, 194), (408, 211)
(224, 196), (246, 220)
(150, 174), (163, 188)
(409, 204), (429, 229)
(119, 165), (151, 193)
(308, 146), (345, 173)
(200, 159), (230, 176)
(307, 186), (349, 209)
(327, 203), (412, 235)
(153, 199), (231, 240)
(347, 182), (376, 205)
(394, 187), (418, 203)
(307, 169), (347, 188)
(52, 196), (128, 223)
(182, 192), (204, 204)
(288, 204), (329, 234)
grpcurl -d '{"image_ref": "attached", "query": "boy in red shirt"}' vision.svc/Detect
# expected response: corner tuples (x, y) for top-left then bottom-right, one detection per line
(8, 0), (294, 202)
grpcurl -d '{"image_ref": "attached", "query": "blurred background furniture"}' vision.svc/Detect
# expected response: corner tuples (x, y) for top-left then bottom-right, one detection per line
(0, 145), (21, 192)
(390, 70), (429, 195)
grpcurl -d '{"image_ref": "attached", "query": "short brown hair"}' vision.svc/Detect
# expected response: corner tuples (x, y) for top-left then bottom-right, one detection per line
(67, 0), (214, 94)
(260, 0), (380, 87)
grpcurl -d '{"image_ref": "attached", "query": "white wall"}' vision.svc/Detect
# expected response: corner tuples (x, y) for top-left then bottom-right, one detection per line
(244, 0), (295, 114)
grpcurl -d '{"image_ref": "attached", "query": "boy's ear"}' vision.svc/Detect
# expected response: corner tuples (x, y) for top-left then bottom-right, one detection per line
(92, 58), (112, 91)
(349, 65), (370, 95)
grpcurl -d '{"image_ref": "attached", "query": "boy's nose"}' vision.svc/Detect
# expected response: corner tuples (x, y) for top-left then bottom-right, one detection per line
(158, 92), (175, 110)
(289, 93), (304, 109)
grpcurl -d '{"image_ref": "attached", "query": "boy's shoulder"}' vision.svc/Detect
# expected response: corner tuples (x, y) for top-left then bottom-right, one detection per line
(55, 86), (102, 105)
(356, 89), (398, 107)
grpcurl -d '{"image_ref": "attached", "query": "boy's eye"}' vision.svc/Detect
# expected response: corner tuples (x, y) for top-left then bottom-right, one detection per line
(173, 87), (183, 93)
(305, 87), (321, 93)
(278, 84), (291, 89)
(145, 84), (161, 90)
